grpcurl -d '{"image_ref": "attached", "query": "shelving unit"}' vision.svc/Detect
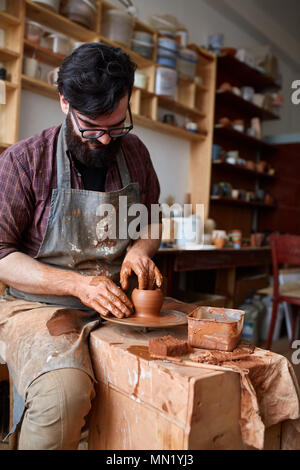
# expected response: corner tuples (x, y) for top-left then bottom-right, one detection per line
(0, 0), (217, 218)
(210, 52), (281, 237)
(0, 0), (24, 151)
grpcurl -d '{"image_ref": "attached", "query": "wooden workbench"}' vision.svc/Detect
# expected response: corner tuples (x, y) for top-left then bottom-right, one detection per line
(88, 319), (282, 450)
(154, 247), (272, 306)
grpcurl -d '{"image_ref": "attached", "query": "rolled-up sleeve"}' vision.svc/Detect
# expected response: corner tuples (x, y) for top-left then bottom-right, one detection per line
(0, 150), (34, 260)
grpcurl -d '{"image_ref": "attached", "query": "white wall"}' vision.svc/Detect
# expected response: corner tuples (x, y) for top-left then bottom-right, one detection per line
(19, 0), (300, 205)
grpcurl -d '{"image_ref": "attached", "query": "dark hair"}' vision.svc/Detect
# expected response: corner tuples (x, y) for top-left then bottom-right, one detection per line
(57, 42), (136, 118)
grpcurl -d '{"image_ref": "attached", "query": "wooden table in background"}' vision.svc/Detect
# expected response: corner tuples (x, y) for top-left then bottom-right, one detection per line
(154, 247), (272, 307)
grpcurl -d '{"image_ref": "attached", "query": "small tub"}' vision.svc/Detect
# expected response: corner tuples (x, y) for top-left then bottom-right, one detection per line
(60, 0), (96, 29)
(131, 39), (153, 59)
(134, 70), (147, 89)
(133, 31), (153, 44)
(48, 33), (71, 56)
(102, 9), (134, 47)
(187, 306), (245, 351)
(177, 48), (198, 79)
(25, 20), (44, 45)
(155, 66), (178, 98)
(157, 37), (178, 59)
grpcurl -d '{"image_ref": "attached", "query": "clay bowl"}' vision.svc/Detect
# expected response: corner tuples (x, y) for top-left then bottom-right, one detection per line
(131, 288), (164, 319)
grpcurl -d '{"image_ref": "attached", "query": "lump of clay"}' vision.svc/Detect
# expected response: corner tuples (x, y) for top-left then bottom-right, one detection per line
(149, 335), (189, 357)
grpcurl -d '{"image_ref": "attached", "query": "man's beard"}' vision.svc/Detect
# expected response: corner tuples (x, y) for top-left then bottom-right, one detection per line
(65, 113), (121, 169)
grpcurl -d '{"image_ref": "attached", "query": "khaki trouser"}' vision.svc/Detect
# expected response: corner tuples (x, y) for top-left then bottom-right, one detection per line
(18, 368), (95, 450)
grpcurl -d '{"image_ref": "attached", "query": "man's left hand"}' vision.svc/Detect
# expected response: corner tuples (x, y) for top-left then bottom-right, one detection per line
(120, 251), (163, 291)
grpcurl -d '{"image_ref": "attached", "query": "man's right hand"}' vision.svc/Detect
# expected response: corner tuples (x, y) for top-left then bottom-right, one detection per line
(77, 275), (133, 319)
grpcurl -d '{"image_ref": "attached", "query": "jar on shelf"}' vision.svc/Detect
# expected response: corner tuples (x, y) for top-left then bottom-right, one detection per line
(177, 48), (198, 79)
(155, 66), (178, 98)
(48, 33), (71, 55)
(131, 31), (154, 59)
(157, 37), (178, 69)
(25, 20), (45, 45)
(101, 9), (134, 47)
(60, 0), (97, 29)
(134, 70), (148, 89)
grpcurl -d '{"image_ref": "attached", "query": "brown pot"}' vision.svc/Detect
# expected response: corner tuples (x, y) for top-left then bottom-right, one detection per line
(256, 161), (268, 173)
(131, 288), (164, 318)
(250, 233), (264, 247)
(245, 160), (256, 171)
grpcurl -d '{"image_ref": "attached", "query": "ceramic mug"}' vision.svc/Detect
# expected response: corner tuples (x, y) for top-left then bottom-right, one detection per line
(47, 67), (59, 85)
(23, 57), (42, 79)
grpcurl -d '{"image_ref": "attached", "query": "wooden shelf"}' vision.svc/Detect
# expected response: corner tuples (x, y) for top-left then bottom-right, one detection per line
(0, 142), (11, 151)
(158, 95), (206, 120)
(0, 10), (20, 27)
(21, 74), (58, 99)
(133, 114), (206, 142)
(0, 47), (19, 62)
(195, 82), (209, 93)
(217, 54), (281, 92)
(212, 161), (276, 180)
(23, 39), (65, 67)
(210, 196), (276, 210)
(214, 125), (276, 152)
(216, 90), (279, 121)
(4, 80), (18, 92)
(25, 0), (97, 42)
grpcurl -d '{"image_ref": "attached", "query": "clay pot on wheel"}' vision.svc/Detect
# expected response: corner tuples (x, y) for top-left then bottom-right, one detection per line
(132, 288), (164, 319)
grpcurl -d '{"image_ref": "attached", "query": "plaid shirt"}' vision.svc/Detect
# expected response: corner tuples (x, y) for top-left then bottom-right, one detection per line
(0, 125), (160, 260)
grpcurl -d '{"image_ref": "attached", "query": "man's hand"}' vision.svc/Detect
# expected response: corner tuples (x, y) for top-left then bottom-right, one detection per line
(78, 275), (133, 318)
(120, 251), (163, 291)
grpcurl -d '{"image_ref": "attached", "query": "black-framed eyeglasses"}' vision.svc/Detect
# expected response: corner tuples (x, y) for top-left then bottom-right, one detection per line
(70, 104), (133, 140)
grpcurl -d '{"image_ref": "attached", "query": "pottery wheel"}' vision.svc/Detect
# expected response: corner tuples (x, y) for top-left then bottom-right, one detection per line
(100, 309), (187, 328)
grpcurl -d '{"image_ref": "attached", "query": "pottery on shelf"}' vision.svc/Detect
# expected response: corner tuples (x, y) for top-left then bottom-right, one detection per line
(131, 288), (164, 318)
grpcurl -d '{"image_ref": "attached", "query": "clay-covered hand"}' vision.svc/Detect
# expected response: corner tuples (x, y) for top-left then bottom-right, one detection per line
(120, 253), (163, 291)
(78, 275), (133, 318)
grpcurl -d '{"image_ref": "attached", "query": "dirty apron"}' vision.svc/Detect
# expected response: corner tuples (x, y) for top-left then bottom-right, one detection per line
(0, 119), (140, 440)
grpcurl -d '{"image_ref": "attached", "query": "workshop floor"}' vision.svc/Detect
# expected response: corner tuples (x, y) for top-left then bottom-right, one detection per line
(0, 335), (299, 451)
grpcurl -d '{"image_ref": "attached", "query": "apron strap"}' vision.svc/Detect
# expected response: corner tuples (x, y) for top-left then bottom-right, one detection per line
(56, 119), (132, 190)
(56, 120), (71, 189)
(116, 145), (132, 188)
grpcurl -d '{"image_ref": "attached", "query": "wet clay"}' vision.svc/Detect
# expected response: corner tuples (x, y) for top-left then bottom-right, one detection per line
(46, 308), (99, 336)
(189, 342), (255, 365)
(131, 288), (164, 319)
(127, 345), (156, 361)
(149, 335), (189, 357)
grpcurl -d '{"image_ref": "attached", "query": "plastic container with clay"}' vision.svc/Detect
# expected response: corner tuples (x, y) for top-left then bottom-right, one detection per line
(101, 9), (134, 47)
(187, 306), (245, 351)
(25, 20), (45, 45)
(60, 0), (96, 29)
(48, 33), (71, 56)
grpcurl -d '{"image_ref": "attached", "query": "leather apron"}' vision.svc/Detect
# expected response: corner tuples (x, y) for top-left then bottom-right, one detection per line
(0, 120), (140, 439)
